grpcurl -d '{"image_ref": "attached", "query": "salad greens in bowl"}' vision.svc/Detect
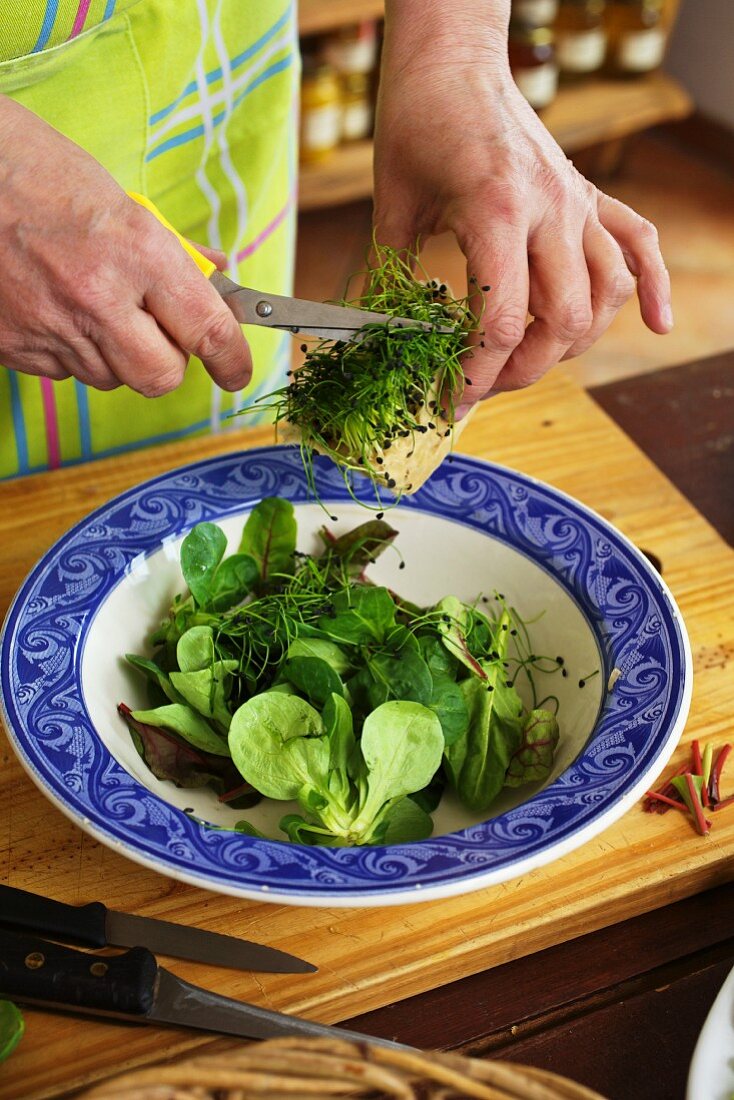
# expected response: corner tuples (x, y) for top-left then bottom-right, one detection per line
(0, 446), (691, 905)
(118, 498), (570, 848)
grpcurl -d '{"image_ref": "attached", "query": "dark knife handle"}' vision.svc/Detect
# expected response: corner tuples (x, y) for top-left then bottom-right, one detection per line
(0, 884), (108, 947)
(0, 928), (157, 1017)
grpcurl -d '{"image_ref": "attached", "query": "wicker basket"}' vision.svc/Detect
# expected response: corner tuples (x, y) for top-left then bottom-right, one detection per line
(76, 1036), (609, 1100)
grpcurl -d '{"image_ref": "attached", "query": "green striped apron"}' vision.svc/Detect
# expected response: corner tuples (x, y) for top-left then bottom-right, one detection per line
(0, 0), (298, 478)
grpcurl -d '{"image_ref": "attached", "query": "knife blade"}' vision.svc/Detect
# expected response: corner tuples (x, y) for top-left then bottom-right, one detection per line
(0, 885), (315, 974)
(0, 929), (411, 1052)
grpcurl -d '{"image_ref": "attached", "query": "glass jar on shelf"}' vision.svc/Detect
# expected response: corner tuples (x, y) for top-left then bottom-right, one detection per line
(555, 0), (607, 79)
(509, 21), (559, 111)
(340, 71), (374, 143)
(322, 21), (379, 76)
(511, 0), (560, 24)
(606, 0), (667, 76)
(299, 53), (342, 165)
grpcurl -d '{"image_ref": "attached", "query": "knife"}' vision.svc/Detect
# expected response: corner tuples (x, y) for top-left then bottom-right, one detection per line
(0, 885), (315, 975)
(0, 929), (411, 1052)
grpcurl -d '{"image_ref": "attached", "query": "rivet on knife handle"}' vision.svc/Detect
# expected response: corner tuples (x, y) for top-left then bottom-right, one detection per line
(0, 928), (157, 1017)
(0, 884), (108, 948)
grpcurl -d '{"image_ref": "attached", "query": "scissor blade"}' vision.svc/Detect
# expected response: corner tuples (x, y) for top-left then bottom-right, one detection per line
(210, 271), (454, 340)
(152, 969), (413, 1051)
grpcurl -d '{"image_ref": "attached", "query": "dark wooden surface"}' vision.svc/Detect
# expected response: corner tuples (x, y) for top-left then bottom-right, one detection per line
(343, 353), (734, 1100)
(590, 351), (734, 547)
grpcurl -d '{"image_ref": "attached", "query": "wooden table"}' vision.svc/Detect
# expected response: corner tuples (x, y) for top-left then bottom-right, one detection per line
(1, 356), (732, 1100)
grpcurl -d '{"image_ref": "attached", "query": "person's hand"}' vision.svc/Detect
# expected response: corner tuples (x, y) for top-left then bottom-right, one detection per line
(0, 96), (251, 395)
(372, 27), (672, 418)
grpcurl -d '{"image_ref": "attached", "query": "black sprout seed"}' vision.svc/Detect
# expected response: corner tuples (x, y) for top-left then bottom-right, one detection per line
(562, 669), (568, 678)
(399, 561), (406, 570)
(376, 512), (384, 520)
(300, 343), (307, 353)
(556, 656), (565, 665)
(579, 679), (586, 688)
(481, 284), (491, 292)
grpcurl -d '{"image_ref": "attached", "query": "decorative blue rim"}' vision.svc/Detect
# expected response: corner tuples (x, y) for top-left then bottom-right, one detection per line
(0, 447), (690, 903)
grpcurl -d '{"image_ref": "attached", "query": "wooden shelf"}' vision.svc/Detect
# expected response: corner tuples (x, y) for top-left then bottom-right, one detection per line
(299, 139), (374, 211)
(298, 72), (692, 211)
(542, 71), (691, 152)
(299, 0), (384, 37)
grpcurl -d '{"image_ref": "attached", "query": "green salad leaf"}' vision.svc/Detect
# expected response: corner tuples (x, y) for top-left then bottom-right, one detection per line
(504, 709), (560, 787)
(239, 497), (297, 583)
(130, 703), (230, 756)
(0, 1001), (23, 1064)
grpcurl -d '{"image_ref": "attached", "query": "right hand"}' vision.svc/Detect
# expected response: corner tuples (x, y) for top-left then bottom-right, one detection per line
(0, 97), (252, 396)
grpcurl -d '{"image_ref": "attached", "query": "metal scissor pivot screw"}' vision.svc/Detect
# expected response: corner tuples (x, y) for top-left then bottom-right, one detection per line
(256, 301), (273, 318)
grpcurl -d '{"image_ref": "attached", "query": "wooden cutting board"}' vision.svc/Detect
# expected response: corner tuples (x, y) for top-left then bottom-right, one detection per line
(1, 367), (732, 1099)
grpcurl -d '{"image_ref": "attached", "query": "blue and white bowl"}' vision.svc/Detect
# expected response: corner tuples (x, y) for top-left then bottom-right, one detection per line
(0, 447), (692, 906)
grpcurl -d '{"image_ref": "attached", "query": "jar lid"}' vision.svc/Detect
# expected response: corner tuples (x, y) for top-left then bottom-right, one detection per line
(335, 20), (378, 42)
(509, 20), (555, 46)
(560, 0), (605, 10)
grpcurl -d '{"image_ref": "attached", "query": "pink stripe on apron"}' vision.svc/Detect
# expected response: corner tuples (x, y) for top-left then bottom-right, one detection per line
(70, 0), (93, 39)
(39, 378), (62, 469)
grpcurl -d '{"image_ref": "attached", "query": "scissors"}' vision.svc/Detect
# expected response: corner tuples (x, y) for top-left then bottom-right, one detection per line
(129, 192), (453, 342)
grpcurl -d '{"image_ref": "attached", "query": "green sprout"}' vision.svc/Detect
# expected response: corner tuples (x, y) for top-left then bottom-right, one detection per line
(243, 244), (480, 504)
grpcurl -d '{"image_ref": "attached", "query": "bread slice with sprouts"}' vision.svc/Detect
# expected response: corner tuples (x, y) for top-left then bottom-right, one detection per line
(248, 247), (481, 501)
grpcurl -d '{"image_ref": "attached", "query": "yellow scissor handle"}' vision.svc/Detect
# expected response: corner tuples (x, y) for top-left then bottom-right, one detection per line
(127, 191), (217, 279)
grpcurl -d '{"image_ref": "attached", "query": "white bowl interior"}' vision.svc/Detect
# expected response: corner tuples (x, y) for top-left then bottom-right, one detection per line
(82, 503), (603, 839)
